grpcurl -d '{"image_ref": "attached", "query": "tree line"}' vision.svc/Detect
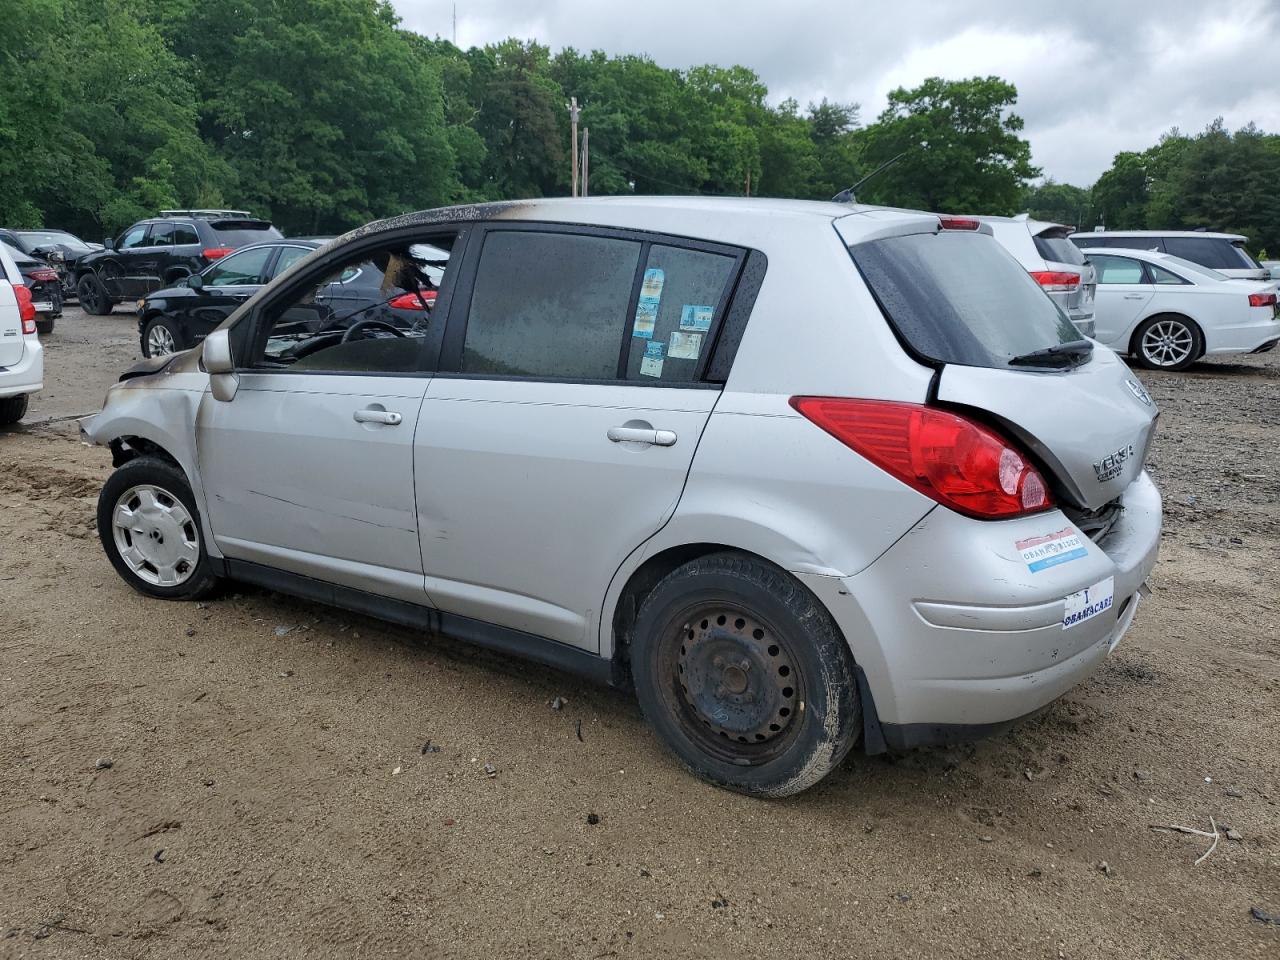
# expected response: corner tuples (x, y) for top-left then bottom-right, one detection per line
(1, 0), (1276, 254)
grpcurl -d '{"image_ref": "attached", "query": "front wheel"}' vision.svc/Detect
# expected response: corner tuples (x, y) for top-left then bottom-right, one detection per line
(96, 456), (220, 600)
(76, 273), (113, 315)
(1133, 315), (1202, 371)
(631, 552), (861, 797)
(142, 315), (183, 357)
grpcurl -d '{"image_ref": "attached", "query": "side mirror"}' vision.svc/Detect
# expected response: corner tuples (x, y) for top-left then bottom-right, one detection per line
(103, 237), (115, 250)
(203, 328), (239, 402)
(187, 273), (204, 291)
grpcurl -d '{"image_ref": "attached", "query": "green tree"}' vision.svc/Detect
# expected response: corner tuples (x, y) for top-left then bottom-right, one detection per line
(1022, 179), (1092, 228)
(857, 76), (1039, 213)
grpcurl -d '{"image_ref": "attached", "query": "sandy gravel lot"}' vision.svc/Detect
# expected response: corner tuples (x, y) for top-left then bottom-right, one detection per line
(1, 307), (1278, 958)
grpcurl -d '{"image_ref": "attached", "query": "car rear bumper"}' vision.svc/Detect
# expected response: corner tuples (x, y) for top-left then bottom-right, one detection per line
(0, 336), (44, 397)
(1204, 314), (1280, 355)
(799, 470), (1162, 749)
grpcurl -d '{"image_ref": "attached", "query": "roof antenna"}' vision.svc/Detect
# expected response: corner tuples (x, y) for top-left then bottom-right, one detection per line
(832, 142), (925, 203)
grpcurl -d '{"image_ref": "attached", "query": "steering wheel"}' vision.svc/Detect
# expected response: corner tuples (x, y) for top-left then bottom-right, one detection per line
(341, 319), (405, 343)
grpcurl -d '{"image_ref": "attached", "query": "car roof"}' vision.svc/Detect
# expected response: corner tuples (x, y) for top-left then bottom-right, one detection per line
(1072, 229), (1248, 241)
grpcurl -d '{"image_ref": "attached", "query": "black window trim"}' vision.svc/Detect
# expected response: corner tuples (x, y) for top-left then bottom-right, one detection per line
(436, 220), (748, 390)
(231, 225), (473, 379)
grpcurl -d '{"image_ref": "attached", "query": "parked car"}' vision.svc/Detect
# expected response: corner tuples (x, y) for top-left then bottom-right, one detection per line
(976, 214), (1097, 336)
(0, 242), (44, 426)
(137, 239), (446, 357)
(0, 227), (97, 299)
(81, 198), (1162, 797)
(3, 241), (62, 335)
(1086, 247), (1280, 370)
(1261, 259), (1280, 281)
(1072, 230), (1266, 280)
(74, 209), (281, 316)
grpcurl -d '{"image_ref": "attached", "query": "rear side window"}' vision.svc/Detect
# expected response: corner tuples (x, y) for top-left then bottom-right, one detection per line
(462, 231), (641, 379)
(624, 245), (735, 382)
(173, 224), (199, 246)
(1150, 264), (1189, 285)
(1033, 231), (1086, 266)
(211, 221), (283, 247)
(1162, 237), (1254, 270)
(850, 231), (1082, 369)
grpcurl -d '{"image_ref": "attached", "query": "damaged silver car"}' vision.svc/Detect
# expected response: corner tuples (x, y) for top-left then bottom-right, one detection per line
(82, 199), (1162, 796)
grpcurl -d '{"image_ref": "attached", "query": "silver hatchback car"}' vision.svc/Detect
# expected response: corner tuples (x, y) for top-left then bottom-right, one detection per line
(83, 198), (1162, 796)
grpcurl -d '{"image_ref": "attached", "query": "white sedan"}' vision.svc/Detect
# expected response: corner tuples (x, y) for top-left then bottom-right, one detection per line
(1087, 247), (1280, 370)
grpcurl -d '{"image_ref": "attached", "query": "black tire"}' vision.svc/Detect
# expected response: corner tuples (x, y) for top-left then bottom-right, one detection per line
(0, 393), (28, 426)
(631, 551), (861, 797)
(1131, 314), (1203, 371)
(141, 314), (184, 358)
(36, 316), (54, 336)
(76, 272), (113, 315)
(96, 456), (221, 601)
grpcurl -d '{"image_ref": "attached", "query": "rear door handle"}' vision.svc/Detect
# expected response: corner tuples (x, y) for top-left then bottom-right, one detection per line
(1123, 294), (1146, 300)
(353, 408), (402, 426)
(607, 426), (677, 446)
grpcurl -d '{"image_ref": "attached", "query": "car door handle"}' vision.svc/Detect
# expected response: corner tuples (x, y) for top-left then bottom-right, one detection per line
(607, 426), (677, 446)
(353, 408), (402, 425)
(1123, 294), (1146, 299)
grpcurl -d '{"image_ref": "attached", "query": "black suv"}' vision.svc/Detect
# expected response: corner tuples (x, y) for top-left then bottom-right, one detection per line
(74, 210), (281, 315)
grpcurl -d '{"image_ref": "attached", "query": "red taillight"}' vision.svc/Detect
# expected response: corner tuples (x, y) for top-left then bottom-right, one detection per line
(28, 268), (58, 282)
(938, 216), (981, 231)
(202, 247), (233, 260)
(1248, 292), (1276, 307)
(15, 285), (36, 334)
(387, 290), (437, 311)
(1029, 270), (1081, 292)
(789, 397), (1053, 519)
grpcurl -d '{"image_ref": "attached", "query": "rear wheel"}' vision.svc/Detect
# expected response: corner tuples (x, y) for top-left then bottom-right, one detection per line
(35, 316), (54, 335)
(0, 393), (29, 426)
(631, 552), (861, 797)
(142, 315), (183, 357)
(77, 273), (113, 315)
(1133, 314), (1202, 371)
(96, 456), (220, 600)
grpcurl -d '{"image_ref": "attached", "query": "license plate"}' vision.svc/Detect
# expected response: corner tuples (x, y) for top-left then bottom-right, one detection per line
(33, 302), (53, 312)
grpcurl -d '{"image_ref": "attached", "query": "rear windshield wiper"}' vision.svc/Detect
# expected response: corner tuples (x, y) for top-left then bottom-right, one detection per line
(1008, 339), (1094, 368)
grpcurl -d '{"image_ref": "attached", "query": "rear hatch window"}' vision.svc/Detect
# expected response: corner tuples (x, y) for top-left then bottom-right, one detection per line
(1033, 230), (1087, 266)
(1162, 236), (1259, 270)
(211, 220), (283, 247)
(849, 231), (1083, 369)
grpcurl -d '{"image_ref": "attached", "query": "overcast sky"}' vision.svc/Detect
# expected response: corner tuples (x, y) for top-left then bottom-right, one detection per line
(391, 0), (1280, 186)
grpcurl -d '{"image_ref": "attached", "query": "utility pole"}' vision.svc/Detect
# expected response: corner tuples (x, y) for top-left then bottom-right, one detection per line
(744, 168), (751, 197)
(568, 97), (580, 197)
(452, 1), (456, 45)
(581, 127), (589, 198)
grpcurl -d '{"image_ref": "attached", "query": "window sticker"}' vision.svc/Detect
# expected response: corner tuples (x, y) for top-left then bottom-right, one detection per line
(632, 267), (665, 338)
(1062, 576), (1114, 630)
(679, 304), (713, 332)
(1015, 527), (1087, 572)
(640, 340), (665, 378)
(632, 299), (657, 339)
(668, 331), (703, 360)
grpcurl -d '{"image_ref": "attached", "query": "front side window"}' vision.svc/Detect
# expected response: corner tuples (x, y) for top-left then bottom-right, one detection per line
(1093, 255), (1147, 285)
(850, 231), (1082, 369)
(252, 235), (455, 374)
(205, 247), (273, 286)
(461, 231), (640, 379)
(118, 225), (148, 250)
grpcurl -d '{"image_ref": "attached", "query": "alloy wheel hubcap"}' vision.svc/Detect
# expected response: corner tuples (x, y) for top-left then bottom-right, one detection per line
(148, 325), (176, 356)
(1142, 320), (1193, 366)
(111, 484), (200, 586)
(675, 607), (801, 746)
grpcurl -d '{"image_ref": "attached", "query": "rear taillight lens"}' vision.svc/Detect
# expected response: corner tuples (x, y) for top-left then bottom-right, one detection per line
(789, 397), (1052, 519)
(938, 216), (981, 231)
(28, 268), (58, 282)
(1248, 292), (1276, 307)
(202, 247), (233, 260)
(387, 290), (437, 311)
(15, 285), (36, 334)
(1029, 271), (1081, 292)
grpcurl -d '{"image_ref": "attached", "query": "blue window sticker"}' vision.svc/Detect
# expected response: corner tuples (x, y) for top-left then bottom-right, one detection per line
(640, 340), (665, 378)
(632, 267), (665, 339)
(679, 304), (713, 332)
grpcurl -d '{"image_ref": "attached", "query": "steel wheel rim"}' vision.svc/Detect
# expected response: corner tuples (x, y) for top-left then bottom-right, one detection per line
(1142, 320), (1193, 367)
(663, 602), (806, 764)
(111, 484), (200, 586)
(147, 324), (176, 356)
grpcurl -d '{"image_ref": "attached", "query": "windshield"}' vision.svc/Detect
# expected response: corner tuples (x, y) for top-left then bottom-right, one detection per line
(17, 230), (90, 252)
(849, 231), (1083, 369)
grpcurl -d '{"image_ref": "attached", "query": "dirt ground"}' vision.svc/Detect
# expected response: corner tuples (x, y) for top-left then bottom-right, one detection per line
(1, 306), (1278, 959)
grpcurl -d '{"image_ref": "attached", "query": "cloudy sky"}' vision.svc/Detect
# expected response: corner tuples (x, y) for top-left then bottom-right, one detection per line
(391, 0), (1280, 186)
